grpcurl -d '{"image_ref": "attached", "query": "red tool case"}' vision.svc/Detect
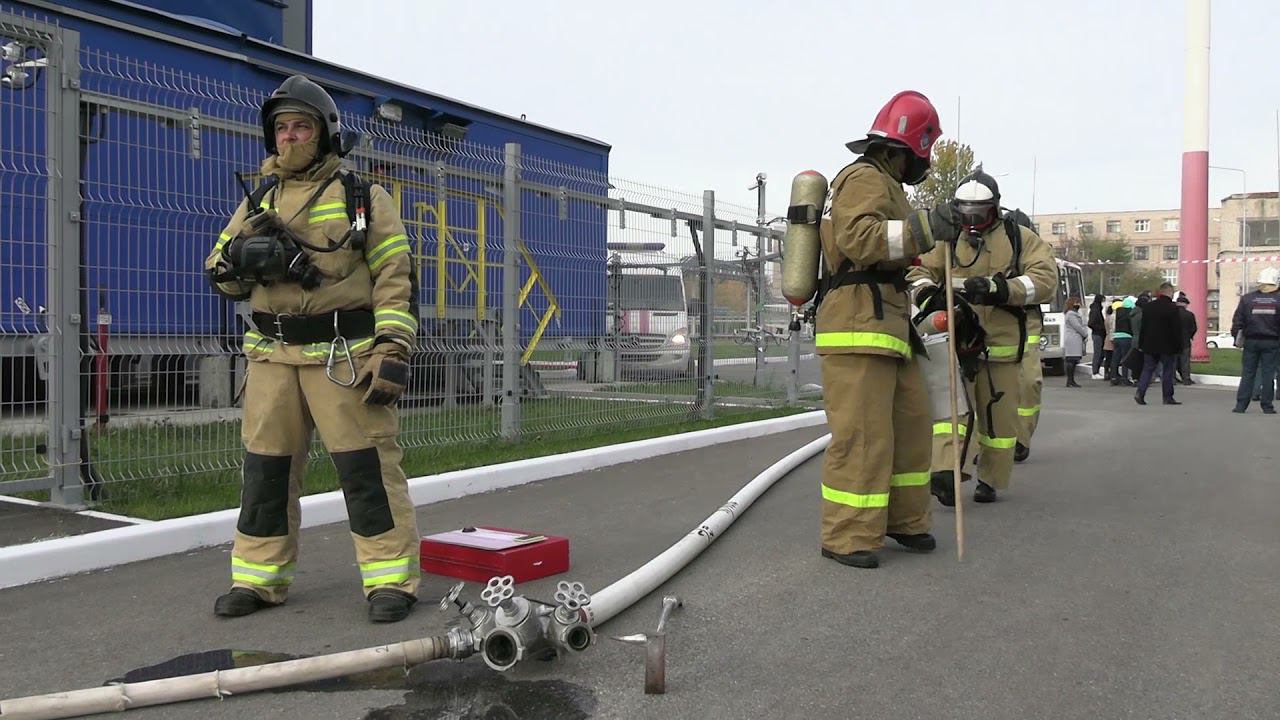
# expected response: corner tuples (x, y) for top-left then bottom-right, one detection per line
(420, 527), (570, 583)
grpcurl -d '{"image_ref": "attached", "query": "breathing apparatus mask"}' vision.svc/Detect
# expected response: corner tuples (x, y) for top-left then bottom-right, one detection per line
(214, 177), (322, 290)
(952, 169), (1001, 247)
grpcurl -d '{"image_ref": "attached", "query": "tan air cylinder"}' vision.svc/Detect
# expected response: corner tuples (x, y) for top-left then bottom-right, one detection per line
(781, 170), (828, 306)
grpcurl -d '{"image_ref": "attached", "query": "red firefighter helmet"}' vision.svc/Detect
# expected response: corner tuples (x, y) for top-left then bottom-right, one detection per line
(845, 90), (942, 159)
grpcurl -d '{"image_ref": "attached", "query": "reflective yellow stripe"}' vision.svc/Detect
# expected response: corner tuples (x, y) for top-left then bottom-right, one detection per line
(821, 483), (890, 509)
(300, 337), (375, 358)
(890, 471), (930, 487)
(1026, 335), (1041, 343)
(978, 434), (1017, 450)
(214, 232), (233, 252)
(309, 201), (346, 214)
(933, 422), (967, 436)
(231, 557), (294, 586)
(242, 331), (273, 354)
(1017, 405), (1041, 417)
(988, 344), (1020, 358)
(308, 210), (347, 223)
(232, 557), (290, 573)
(360, 557), (418, 587)
(367, 234), (411, 271)
(815, 332), (912, 357)
(375, 308), (418, 333)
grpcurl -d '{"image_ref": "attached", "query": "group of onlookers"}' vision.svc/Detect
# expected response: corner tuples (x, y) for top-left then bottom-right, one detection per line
(1061, 285), (1195, 404)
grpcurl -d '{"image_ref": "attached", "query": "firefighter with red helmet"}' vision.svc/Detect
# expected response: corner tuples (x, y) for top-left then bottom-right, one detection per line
(907, 169), (1058, 504)
(816, 91), (963, 568)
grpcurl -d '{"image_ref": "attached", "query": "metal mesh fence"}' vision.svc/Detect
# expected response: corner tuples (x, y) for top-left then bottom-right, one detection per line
(0, 8), (70, 500)
(0, 13), (815, 515)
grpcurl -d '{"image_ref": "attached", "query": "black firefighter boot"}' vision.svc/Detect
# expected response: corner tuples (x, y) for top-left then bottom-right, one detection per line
(820, 548), (880, 569)
(974, 481), (998, 503)
(1014, 442), (1030, 463)
(368, 588), (418, 623)
(930, 470), (970, 507)
(886, 533), (937, 552)
(213, 588), (280, 618)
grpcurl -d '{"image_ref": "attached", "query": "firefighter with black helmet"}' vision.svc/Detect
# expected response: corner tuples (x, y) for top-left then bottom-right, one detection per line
(205, 74), (422, 622)
(816, 90), (962, 569)
(907, 169), (1057, 504)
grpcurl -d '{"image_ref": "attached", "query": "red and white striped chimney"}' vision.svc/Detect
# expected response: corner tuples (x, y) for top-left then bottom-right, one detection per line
(1180, 0), (1211, 360)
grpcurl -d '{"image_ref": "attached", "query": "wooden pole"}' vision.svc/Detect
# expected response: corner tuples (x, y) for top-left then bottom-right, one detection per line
(942, 241), (966, 561)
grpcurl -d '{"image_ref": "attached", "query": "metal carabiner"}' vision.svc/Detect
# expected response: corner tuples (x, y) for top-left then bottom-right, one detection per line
(325, 312), (358, 387)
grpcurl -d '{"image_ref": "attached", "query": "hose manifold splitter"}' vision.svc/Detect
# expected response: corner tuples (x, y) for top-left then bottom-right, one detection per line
(439, 575), (596, 671)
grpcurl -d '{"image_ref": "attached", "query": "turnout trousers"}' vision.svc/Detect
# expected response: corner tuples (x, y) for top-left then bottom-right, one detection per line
(820, 353), (932, 554)
(931, 360), (1020, 490)
(1016, 346), (1043, 449)
(231, 360), (421, 603)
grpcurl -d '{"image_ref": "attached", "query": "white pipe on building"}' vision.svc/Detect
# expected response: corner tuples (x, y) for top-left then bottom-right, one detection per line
(586, 434), (831, 626)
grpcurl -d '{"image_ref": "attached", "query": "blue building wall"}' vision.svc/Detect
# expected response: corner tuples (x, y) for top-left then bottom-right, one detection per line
(2, 0), (609, 344)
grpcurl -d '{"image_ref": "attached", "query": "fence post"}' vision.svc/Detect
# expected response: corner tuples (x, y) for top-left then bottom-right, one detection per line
(501, 143), (522, 439)
(46, 25), (84, 506)
(701, 190), (716, 420)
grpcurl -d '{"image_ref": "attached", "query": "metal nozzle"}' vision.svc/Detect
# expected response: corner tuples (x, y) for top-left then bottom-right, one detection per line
(609, 595), (683, 694)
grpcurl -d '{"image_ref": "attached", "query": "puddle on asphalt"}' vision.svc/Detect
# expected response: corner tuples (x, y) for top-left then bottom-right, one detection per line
(111, 650), (597, 719)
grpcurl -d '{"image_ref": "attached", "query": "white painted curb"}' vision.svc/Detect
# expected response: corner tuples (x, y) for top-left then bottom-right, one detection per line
(0, 411), (827, 590)
(1190, 373), (1239, 388)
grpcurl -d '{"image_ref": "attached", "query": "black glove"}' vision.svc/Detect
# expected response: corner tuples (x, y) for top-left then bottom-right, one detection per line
(962, 274), (1010, 305)
(907, 204), (961, 255)
(915, 284), (944, 315)
(357, 341), (411, 405)
(916, 284), (973, 316)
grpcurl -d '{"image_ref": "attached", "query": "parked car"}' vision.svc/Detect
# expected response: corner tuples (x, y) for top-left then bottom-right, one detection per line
(1206, 332), (1237, 349)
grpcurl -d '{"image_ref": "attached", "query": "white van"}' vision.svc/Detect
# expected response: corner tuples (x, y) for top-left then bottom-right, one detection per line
(605, 243), (692, 377)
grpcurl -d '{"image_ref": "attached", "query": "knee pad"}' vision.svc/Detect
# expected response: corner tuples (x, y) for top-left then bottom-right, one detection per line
(333, 447), (395, 537)
(238, 453), (292, 537)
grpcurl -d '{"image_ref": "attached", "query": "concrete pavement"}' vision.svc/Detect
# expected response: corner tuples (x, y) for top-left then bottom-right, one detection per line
(1, 377), (1278, 719)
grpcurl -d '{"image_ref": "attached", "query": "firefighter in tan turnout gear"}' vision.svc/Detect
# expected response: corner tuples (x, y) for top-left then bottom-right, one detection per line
(815, 90), (963, 569)
(908, 170), (1057, 505)
(205, 75), (422, 623)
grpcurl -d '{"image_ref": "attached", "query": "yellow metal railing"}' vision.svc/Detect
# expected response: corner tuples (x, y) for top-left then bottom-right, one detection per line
(382, 175), (559, 364)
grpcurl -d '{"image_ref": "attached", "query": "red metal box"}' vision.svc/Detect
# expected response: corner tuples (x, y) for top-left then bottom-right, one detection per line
(420, 527), (570, 584)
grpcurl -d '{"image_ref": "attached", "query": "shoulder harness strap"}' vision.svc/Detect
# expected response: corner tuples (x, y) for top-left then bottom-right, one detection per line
(340, 171), (372, 252)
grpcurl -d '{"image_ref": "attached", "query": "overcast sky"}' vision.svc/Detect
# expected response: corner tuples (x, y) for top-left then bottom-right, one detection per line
(313, 0), (1280, 218)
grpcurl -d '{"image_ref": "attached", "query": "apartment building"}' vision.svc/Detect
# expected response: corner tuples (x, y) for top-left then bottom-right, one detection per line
(1214, 192), (1280, 332)
(1032, 206), (1225, 328)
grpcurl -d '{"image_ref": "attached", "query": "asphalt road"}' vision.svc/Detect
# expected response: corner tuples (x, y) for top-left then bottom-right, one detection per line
(1, 377), (1278, 719)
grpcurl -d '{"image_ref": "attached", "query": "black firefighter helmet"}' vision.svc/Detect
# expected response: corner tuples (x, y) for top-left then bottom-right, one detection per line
(260, 74), (348, 156)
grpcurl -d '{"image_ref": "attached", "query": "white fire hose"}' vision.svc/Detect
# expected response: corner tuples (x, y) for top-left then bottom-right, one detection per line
(0, 433), (832, 719)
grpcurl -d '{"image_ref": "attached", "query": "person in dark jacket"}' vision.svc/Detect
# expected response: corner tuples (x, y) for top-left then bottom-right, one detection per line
(1231, 268), (1280, 414)
(1134, 283), (1183, 405)
(1088, 293), (1107, 378)
(1176, 293), (1197, 384)
(1110, 297), (1136, 386)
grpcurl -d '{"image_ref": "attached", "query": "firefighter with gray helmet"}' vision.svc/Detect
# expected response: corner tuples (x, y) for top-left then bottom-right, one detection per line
(801, 90), (962, 569)
(907, 169), (1058, 505)
(205, 74), (422, 623)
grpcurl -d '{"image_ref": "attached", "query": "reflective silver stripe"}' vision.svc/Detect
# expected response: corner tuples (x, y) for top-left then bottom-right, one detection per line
(911, 278), (935, 290)
(885, 220), (906, 260)
(360, 557), (415, 586)
(1016, 275), (1036, 303)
